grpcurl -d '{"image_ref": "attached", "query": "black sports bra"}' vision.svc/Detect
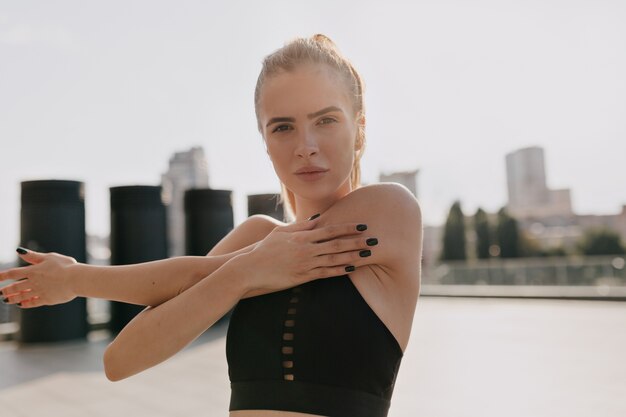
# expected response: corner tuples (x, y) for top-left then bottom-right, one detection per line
(226, 274), (404, 417)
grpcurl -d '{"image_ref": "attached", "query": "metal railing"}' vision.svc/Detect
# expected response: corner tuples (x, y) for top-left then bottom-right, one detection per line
(423, 255), (626, 286)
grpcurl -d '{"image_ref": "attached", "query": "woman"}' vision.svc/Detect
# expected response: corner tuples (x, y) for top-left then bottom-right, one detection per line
(0, 34), (422, 417)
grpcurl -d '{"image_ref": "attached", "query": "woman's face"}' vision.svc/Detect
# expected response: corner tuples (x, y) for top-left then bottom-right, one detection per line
(258, 63), (361, 202)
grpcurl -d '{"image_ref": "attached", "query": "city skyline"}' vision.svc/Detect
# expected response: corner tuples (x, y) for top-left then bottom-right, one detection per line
(1, 1), (625, 262)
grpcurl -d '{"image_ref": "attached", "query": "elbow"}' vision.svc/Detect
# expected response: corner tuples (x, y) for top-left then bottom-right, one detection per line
(103, 343), (126, 382)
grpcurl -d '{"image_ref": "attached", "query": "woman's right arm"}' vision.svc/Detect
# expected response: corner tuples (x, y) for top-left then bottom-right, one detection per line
(103, 252), (248, 381)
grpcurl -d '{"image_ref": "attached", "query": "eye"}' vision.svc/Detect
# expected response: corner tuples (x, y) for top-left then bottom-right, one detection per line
(272, 124), (292, 133)
(318, 117), (337, 125)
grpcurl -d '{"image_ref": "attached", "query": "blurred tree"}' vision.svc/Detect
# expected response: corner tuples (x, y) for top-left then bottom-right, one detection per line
(521, 234), (568, 257)
(519, 230), (542, 257)
(578, 228), (626, 255)
(496, 207), (521, 258)
(441, 201), (467, 261)
(473, 207), (491, 259)
(542, 246), (568, 257)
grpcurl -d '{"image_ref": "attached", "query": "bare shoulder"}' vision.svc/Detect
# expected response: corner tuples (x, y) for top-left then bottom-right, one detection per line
(327, 183), (422, 234)
(206, 214), (284, 256)
(350, 182), (421, 214)
(319, 182), (423, 275)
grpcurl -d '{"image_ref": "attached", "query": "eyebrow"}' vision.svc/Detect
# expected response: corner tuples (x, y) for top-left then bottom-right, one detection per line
(265, 106), (342, 128)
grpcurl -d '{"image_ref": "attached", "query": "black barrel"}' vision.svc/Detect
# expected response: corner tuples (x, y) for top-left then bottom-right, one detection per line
(109, 186), (168, 334)
(184, 189), (234, 256)
(18, 180), (88, 344)
(247, 193), (284, 221)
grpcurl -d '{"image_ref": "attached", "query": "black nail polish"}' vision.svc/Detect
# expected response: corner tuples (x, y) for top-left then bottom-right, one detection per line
(356, 224), (367, 231)
(345, 265), (355, 272)
(366, 238), (378, 246)
(308, 213), (320, 221)
(17, 302), (22, 307)
(2, 298), (8, 303)
(16, 247), (27, 255)
(359, 250), (371, 257)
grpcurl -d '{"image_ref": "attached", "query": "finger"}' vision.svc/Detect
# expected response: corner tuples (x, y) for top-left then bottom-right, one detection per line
(3, 289), (33, 305)
(277, 216), (320, 232)
(0, 265), (31, 282)
(1, 280), (32, 298)
(17, 296), (42, 309)
(306, 264), (359, 281)
(314, 247), (372, 269)
(16, 247), (46, 265)
(305, 223), (368, 243)
(315, 235), (378, 256)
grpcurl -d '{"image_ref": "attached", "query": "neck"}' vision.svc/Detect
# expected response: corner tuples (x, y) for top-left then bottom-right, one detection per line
(293, 180), (353, 222)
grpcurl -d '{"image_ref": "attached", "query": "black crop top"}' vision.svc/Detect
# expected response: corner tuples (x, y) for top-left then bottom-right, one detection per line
(226, 274), (404, 417)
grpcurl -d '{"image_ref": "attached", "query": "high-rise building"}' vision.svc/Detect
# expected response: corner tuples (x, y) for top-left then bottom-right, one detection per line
(506, 146), (548, 209)
(505, 146), (572, 219)
(161, 146), (209, 256)
(379, 169), (419, 198)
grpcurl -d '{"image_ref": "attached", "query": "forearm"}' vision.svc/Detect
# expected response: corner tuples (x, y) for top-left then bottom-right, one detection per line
(70, 242), (257, 307)
(103, 253), (250, 381)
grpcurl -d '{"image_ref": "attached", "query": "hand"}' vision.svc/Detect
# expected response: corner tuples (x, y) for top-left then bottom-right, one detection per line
(0, 248), (78, 308)
(237, 216), (377, 292)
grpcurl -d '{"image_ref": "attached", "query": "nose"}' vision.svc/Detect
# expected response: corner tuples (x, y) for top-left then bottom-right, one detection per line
(295, 129), (319, 158)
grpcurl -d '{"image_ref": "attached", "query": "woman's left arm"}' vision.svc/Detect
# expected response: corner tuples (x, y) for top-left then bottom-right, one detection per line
(0, 244), (257, 308)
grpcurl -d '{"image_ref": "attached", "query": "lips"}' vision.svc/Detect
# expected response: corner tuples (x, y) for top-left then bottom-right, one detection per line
(295, 166), (329, 174)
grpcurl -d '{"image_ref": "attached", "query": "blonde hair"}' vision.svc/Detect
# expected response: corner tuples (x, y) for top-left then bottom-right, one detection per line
(254, 34), (367, 222)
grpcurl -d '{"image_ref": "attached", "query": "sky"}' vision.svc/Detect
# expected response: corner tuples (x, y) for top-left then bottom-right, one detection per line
(1, 0), (625, 263)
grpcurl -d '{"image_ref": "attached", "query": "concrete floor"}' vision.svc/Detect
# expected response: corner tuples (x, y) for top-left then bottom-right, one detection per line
(1, 297), (625, 417)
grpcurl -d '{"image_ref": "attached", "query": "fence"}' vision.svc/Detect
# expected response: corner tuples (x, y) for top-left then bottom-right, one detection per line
(423, 255), (626, 286)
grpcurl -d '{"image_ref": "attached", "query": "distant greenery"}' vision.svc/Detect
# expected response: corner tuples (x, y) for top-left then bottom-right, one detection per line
(440, 203), (626, 262)
(518, 230), (540, 257)
(578, 228), (626, 255)
(473, 208), (491, 259)
(496, 207), (521, 258)
(441, 201), (467, 261)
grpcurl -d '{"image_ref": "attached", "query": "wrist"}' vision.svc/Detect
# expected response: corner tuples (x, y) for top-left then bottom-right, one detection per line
(66, 262), (86, 297)
(224, 252), (255, 295)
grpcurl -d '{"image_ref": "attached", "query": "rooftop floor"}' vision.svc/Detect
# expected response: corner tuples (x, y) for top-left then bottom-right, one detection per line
(1, 296), (625, 417)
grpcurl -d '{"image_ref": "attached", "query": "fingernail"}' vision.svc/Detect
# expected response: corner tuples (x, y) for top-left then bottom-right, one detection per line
(359, 250), (371, 257)
(16, 247), (27, 255)
(2, 298), (8, 303)
(308, 213), (320, 221)
(345, 265), (355, 272)
(17, 302), (22, 307)
(366, 238), (378, 246)
(356, 224), (367, 231)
